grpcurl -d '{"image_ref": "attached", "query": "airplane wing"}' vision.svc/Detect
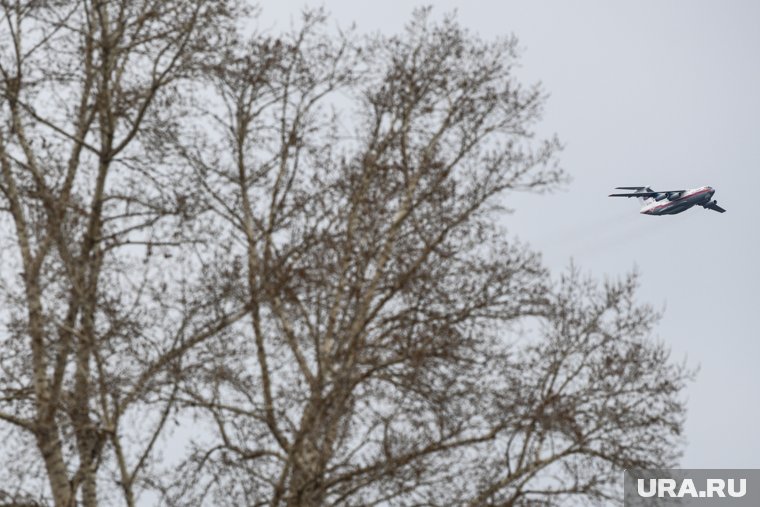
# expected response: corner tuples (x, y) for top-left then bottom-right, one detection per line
(609, 188), (686, 198)
(701, 201), (726, 213)
(609, 192), (659, 198)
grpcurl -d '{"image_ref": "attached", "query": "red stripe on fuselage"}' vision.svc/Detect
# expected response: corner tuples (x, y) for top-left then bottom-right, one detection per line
(645, 189), (711, 213)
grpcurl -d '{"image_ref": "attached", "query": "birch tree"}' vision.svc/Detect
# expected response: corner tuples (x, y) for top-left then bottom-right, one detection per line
(0, 1), (244, 505)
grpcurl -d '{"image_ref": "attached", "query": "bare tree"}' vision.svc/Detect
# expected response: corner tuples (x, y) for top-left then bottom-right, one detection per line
(0, 1), (246, 505)
(0, 4), (692, 507)
(162, 9), (692, 507)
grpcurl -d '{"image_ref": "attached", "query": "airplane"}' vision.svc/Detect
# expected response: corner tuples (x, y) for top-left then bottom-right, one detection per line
(609, 186), (726, 215)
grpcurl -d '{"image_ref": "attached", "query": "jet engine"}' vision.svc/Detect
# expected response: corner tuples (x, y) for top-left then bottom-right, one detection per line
(667, 191), (683, 200)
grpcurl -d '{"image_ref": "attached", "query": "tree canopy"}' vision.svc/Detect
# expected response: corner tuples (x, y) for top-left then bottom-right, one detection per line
(0, 3), (691, 506)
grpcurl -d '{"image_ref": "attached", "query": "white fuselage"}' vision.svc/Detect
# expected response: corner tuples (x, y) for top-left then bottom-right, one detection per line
(640, 186), (715, 215)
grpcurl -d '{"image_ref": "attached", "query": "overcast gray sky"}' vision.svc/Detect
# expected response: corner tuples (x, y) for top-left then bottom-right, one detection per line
(260, 0), (760, 469)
